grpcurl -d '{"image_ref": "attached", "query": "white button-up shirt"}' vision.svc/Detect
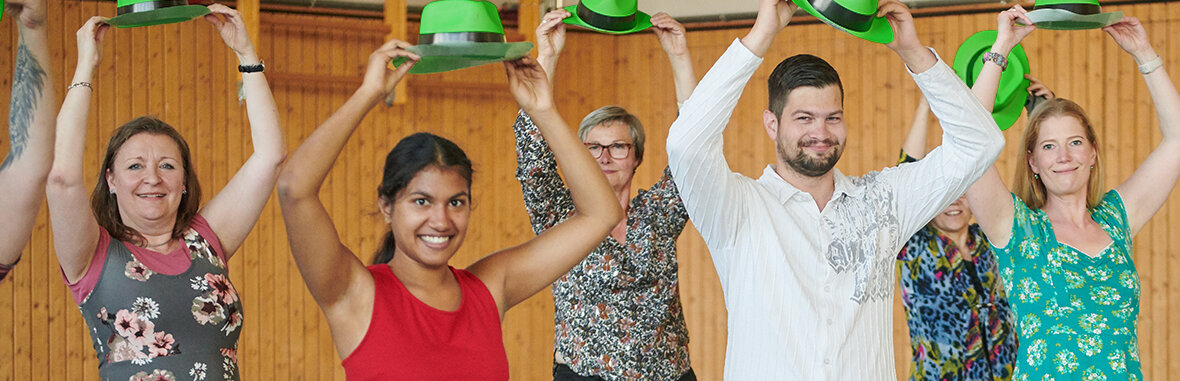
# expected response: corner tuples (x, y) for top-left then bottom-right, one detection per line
(667, 39), (1004, 380)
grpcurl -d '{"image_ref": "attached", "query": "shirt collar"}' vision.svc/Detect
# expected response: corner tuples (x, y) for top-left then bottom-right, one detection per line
(757, 165), (856, 203)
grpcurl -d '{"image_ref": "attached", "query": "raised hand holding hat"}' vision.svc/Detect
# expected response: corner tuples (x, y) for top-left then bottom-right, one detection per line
(105, 0), (210, 28)
(879, 0), (935, 72)
(562, 0), (651, 35)
(536, 9), (570, 81)
(360, 39), (419, 101)
(953, 6), (1035, 130)
(1103, 17), (1160, 72)
(204, 4), (260, 64)
(4, 0), (49, 28)
(395, 0), (533, 74)
(741, 0), (798, 58)
(1025, 0), (1122, 30)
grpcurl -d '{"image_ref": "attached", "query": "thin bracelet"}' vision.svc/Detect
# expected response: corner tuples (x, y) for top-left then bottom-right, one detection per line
(1138, 56), (1163, 75)
(67, 81), (93, 91)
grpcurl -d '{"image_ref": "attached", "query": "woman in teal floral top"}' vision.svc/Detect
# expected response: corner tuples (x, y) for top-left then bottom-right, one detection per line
(965, 9), (1180, 381)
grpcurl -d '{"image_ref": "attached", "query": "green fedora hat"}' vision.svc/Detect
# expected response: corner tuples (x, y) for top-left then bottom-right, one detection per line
(792, 0), (893, 44)
(1026, 0), (1122, 30)
(398, 0), (534, 74)
(952, 30), (1031, 130)
(106, 0), (210, 28)
(562, 0), (652, 35)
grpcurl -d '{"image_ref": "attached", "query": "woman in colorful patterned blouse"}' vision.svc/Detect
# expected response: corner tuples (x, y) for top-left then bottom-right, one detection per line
(518, 9), (698, 381)
(276, 41), (620, 380)
(47, 8), (284, 380)
(966, 9), (1180, 381)
(896, 95), (1019, 381)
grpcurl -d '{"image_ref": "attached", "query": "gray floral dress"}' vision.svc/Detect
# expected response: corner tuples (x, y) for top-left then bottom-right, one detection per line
(514, 111), (691, 380)
(76, 216), (243, 380)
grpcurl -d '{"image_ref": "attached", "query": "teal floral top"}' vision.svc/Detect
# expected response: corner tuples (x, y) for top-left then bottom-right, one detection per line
(993, 190), (1141, 381)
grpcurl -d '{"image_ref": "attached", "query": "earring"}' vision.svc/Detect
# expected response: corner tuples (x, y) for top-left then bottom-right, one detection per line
(183, 189), (187, 195)
(109, 190), (115, 195)
(1034, 173), (1039, 180)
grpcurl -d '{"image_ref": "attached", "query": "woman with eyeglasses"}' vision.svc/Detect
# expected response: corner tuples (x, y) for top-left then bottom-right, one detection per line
(514, 9), (700, 381)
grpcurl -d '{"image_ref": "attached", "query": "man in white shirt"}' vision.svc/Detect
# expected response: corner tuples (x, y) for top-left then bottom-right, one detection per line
(666, 0), (1004, 379)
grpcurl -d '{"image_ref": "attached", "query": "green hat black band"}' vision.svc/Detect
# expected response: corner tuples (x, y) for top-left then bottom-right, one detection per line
(576, 2), (637, 32)
(809, 0), (874, 33)
(1033, 2), (1101, 15)
(418, 32), (506, 45)
(118, 0), (188, 15)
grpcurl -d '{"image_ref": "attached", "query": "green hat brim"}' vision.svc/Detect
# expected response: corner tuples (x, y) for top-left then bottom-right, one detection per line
(106, 5), (210, 28)
(952, 30), (1030, 117)
(792, 0), (893, 44)
(397, 41), (534, 74)
(562, 5), (652, 35)
(1026, 8), (1122, 30)
(993, 84), (1029, 130)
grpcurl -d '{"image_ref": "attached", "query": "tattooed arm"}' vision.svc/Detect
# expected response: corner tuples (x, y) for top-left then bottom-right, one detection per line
(0, 0), (55, 272)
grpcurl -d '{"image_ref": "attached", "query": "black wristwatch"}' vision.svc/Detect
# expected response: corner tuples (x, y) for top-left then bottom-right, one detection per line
(238, 60), (265, 73)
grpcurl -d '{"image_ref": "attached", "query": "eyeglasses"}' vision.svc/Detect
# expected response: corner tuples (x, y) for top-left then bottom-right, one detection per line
(585, 142), (633, 159)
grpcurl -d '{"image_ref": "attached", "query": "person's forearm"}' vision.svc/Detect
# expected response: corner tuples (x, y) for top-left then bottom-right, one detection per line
(668, 53), (696, 104)
(4, 26), (54, 174)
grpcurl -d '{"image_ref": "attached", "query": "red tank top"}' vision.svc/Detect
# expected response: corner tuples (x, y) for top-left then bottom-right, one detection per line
(342, 265), (509, 380)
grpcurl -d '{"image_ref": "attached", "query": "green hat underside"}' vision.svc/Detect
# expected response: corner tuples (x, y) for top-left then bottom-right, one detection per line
(562, 4), (651, 35)
(792, 0), (893, 44)
(106, 4), (210, 28)
(394, 41), (535, 74)
(952, 31), (1030, 130)
(1026, 8), (1123, 30)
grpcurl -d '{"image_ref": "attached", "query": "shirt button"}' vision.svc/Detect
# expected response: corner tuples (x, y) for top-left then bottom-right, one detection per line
(824, 358), (831, 365)
(826, 318), (833, 325)
(824, 285), (831, 292)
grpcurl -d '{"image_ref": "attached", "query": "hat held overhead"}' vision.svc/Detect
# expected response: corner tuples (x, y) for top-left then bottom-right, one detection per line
(1025, 0), (1123, 30)
(562, 0), (652, 34)
(105, 0), (211, 28)
(397, 0), (534, 74)
(952, 30), (1031, 130)
(792, 0), (894, 44)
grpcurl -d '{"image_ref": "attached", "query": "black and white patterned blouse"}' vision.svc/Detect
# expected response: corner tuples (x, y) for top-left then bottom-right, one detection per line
(514, 111), (691, 380)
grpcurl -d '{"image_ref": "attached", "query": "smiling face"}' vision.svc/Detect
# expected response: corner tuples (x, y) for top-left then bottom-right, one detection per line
(583, 121), (640, 190)
(766, 85), (847, 178)
(931, 196), (972, 234)
(105, 133), (187, 230)
(1027, 115), (1097, 199)
(381, 166), (472, 269)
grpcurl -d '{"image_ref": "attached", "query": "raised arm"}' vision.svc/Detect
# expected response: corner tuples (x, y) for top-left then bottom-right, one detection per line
(46, 17), (108, 283)
(277, 40), (417, 317)
(469, 58), (622, 316)
(1106, 18), (1180, 235)
(651, 12), (697, 104)
(535, 9), (568, 84)
(875, 2), (1005, 243)
(900, 96), (931, 159)
(196, 4), (286, 258)
(0, 0), (54, 269)
(965, 6), (1035, 246)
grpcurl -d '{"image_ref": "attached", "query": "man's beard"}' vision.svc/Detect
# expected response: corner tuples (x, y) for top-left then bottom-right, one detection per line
(779, 137), (842, 178)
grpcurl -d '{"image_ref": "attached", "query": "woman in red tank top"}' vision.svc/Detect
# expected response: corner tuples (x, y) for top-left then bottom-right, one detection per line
(275, 38), (622, 380)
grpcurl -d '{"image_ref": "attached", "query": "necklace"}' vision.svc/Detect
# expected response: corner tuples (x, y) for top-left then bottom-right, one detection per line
(140, 238), (173, 248)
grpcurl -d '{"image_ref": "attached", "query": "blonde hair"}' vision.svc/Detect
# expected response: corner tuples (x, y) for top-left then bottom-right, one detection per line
(1013, 98), (1104, 210)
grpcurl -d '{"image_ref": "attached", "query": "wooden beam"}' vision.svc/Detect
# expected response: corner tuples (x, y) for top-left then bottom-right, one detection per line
(385, 0), (408, 105)
(239, 0), (261, 59)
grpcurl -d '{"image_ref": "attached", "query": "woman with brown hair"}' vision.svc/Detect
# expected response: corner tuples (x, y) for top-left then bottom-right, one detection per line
(46, 6), (284, 379)
(966, 10), (1180, 379)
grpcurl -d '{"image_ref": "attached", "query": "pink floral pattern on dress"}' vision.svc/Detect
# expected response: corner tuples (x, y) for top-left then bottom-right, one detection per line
(94, 306), (179, 365)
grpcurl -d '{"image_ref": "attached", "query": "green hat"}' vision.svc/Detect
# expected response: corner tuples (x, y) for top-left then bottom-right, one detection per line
(106, 0), (210, 28)
(397, 0), (534, 74)
(1026, 0), (1122, 30)
(562, 0), (651, 35)
(953, 30), (1031, 130)
(792, 0), (893, 44)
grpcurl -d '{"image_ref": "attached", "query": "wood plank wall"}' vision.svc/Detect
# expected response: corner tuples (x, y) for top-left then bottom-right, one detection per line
(0, 1), (1177, 380)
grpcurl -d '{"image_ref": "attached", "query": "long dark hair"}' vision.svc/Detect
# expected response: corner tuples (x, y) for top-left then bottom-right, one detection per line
(91, 116), (202, 245)
(372, 132), (473, 265)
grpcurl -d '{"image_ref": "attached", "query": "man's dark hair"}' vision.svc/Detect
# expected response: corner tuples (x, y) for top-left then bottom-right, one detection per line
(767, 54), (844, 119)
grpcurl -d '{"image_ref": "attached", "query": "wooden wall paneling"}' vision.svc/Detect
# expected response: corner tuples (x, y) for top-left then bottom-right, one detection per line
(1, 8), (18, 379)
